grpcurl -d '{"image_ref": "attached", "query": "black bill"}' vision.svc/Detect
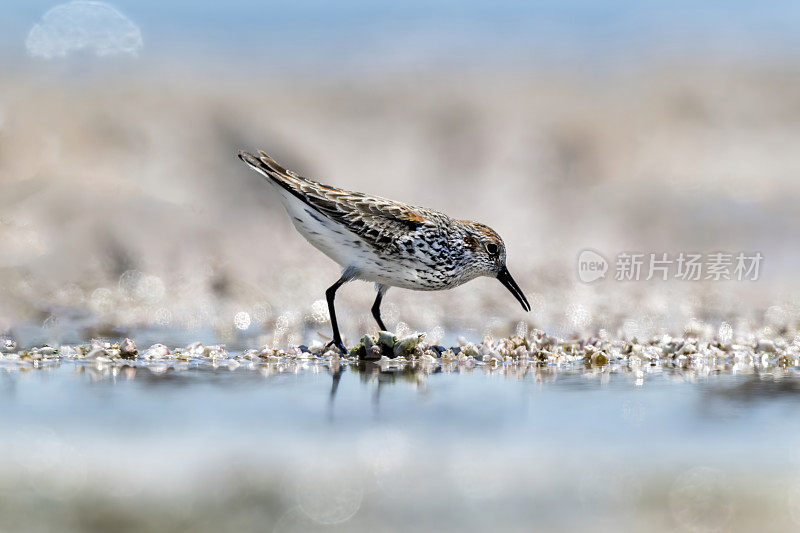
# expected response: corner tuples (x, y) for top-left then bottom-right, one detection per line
(497, 266), (530, 312)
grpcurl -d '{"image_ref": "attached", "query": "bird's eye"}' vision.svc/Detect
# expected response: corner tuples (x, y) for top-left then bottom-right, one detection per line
(485, 242), (499, 255)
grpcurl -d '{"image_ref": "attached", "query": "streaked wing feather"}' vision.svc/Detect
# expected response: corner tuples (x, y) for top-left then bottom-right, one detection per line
(241, 150), (438, 251)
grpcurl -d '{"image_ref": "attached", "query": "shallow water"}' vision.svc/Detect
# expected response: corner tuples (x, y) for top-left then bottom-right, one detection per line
(2, 358), (800, 532)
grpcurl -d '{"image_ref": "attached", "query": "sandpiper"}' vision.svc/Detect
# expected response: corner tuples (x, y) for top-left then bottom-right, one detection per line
(238, 150), (530, 354)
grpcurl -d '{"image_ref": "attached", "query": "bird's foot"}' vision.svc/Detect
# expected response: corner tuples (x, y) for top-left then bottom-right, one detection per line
(324, 339), (349, 355)
(335, 341), (349, 355)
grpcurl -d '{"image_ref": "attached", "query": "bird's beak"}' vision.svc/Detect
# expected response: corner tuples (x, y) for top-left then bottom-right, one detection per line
(497, 266), (530, 312)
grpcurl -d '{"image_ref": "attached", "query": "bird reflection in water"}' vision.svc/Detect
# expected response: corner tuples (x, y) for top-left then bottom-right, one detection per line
(327, 359), (439, 412)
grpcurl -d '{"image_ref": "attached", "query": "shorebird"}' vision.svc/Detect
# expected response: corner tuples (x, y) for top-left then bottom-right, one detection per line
(238, 150), (530, 354)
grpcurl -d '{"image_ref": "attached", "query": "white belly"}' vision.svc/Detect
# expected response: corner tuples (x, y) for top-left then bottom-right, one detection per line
(274, 185), (397, 281)
(272, 185), (468, 290)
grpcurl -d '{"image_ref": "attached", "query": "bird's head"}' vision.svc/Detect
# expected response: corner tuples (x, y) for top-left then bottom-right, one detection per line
(459, 221), (530, 312)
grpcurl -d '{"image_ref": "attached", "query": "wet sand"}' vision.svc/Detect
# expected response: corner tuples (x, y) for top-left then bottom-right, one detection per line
(2, 64), (800, 347)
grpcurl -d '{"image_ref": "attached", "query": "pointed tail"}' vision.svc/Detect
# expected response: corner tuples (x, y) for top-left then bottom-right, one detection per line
(237, 150), (300, 184)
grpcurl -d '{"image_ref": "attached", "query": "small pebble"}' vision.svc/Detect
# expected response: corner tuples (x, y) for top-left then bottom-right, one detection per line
(120, 338), (137, 358)
(756, 339), (776, 353)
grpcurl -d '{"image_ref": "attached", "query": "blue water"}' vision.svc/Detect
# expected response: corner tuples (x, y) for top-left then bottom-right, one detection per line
(1, 362), (800, 530)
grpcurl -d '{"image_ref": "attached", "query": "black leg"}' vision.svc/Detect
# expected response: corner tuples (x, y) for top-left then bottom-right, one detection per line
(329, 364), (344, 401)
(325, 273), (352, 354)
(371, 285), (388, 331)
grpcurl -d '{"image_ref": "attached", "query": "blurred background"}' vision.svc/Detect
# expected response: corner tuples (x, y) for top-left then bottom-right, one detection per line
(3, 0), (800, 348)
(5, 3), (800, 533)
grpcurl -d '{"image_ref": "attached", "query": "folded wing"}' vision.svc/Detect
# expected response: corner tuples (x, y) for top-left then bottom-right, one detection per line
(238, 150), (438, 252)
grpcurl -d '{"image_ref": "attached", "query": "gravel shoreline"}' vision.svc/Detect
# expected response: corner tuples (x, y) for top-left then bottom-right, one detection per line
(3, 330), (799, 376)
